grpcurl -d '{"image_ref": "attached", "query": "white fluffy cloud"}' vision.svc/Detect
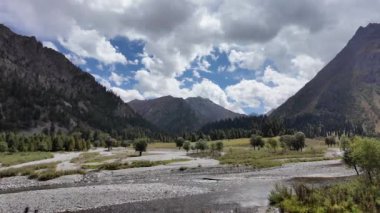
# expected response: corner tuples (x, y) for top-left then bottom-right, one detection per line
(111, 87), (144, 102)
(227, 49), (265, 71)
(59, 26), (127, 65)
(42, 41), (58, 51)
(191, 79), (243, 113)
(291, 54), (324, 80)
(64, 53), (86, 65)
(109, 72), (129, 86)
(2, 0), (380, 113)
(91, 74), (111, 89)
(226, 66), (308, 112)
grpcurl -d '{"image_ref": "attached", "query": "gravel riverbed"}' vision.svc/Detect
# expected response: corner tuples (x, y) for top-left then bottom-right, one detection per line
(0, 159), (355, 212)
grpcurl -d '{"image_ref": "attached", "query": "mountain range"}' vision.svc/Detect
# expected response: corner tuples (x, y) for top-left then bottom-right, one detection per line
(0, 24), (153, 134)
(272, 23), (380, 135)
(128, 96), (243, 134)
(2, 22), (380, 137)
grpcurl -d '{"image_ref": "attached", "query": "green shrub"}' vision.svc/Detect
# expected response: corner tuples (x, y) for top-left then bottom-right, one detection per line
(133, 138), (149, 156)
(0, 141), (8, 152)
(250, 135), (264, 150)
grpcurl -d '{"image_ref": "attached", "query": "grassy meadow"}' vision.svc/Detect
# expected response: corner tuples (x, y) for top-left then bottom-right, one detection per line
(149, 137), (334, 169)
(0, 152), (54, 166)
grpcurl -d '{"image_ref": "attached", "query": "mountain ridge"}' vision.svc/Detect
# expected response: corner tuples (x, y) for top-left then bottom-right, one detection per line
(271, 23), (380, 135)
(128, 95), (244, 134)
(0, 24), (155, 134)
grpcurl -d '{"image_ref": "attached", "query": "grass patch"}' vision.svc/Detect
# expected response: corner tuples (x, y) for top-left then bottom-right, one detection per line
(269, 177), (380, 212)
(34, 169), (85, 181)
(82, 159), (190, 171)
(148, 142), (177, 149)
(0, 162), (85, 181)
(0, 152), (54, 166)
(70, 152), (116, 164)
(222, 138), (251, 147)
(219, 149), (282, 168)
(0, 162), (58, 178)
(218, 138), (329, 169)
(71, 151), (139, 164)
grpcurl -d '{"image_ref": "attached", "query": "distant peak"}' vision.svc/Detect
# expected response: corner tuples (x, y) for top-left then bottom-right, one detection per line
(352, 23), (380, 42)
(158, 95), (178, 100)
(186, 96), (209, 101)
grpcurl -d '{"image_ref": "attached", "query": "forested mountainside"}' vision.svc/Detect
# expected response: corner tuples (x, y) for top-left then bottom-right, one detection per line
(272, 23), (380, 136)
(0, 24), (155, 136)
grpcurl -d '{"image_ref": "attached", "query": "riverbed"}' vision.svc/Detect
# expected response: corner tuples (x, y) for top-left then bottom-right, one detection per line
(0, 149), (355, 213)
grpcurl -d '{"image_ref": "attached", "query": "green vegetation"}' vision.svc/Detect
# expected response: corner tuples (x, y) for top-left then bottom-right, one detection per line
(269, 136), (380, 212)
(279, 132), (305, 151)
(133, 138), (149, 156)
(325, 136), (338, 147)
(148, 142), (176, 149)
(200, 115), (287, 140)
(183, 141), (191, 153)
(175, 137), (185, 149)
(250, 135), (264, 150)
(195, 140), (208, 152)
(82, 159), (190, 170)
(0, 162), (84, 181)
(219, 135), (326, 168)
(0, 132), (91, 152)
(70, 152), (117, 164)
(185, 134), (328, 169)
(0, 152), (53, 166)
(219, 146), (327, 169)
(267, 138), (278, 151)
(269, 178), (380, 212)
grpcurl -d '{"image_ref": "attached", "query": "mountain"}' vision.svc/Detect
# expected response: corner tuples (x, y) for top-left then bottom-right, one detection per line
(0, 24), (154, 134)
(271, 23), (380, 135)
(128, 96), (243, 134)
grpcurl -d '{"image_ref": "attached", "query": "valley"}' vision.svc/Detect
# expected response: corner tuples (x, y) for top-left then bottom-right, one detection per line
(1, 2), (380, 212)
(0, 138), (354, 212)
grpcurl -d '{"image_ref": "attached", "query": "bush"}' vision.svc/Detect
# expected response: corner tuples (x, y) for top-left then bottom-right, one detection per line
(183, 141), (191, 153)
(250, 135), (264, 150)
(133, 138), (149, 156)
(294, 132), (305, 151)
(175, 137), (185, 150)
(0, 141), (8, 152)
(280, 132), (305, 151)
(325, 136), (337, 147)
(215, 141), (224, 152)
(350, 137), (380, 183)
(268, 184), (293, 205)
(267, 138), (278, 151)
(195, 140), (208, 152)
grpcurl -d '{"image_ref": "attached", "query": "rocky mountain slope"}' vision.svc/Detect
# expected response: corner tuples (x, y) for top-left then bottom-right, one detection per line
(272, 23), (380, 135)
(129, 96), (243, 133)
(0, 24), (153, 133)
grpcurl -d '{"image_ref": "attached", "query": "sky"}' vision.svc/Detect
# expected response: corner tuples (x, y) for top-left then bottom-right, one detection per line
(1, 0), (380, 114)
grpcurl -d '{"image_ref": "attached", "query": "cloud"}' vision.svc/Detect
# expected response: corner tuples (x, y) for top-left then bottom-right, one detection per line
(111, 87), (144, 102)
(42, 41), (58, 51)
(226, 66), (308, 112)
(2, 0), (380, 113)
(64, 53), (86, 65)
(109, 72), (129, 86)
(58, 26), (127, 64)
(91, 74), (111, 89)
(291, 54), (324, 80)
(134, 69), (192, 98)
(227, 49), (265, 71)
(191, 78), (244, 113)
